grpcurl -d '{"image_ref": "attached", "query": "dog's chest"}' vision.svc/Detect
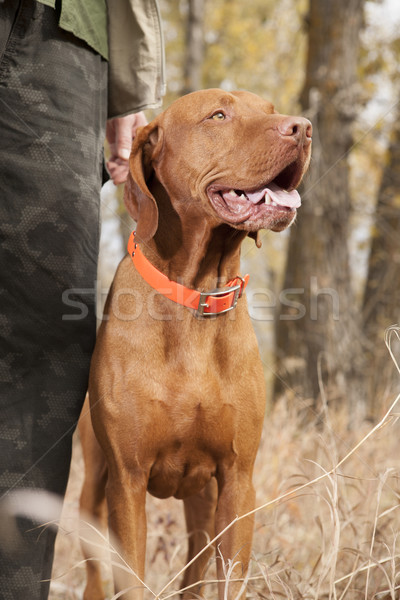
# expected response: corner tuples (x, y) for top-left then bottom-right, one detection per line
(97, 308), (264, 500)
(145, 394), (238, 500)
(110, 328), (264, 501)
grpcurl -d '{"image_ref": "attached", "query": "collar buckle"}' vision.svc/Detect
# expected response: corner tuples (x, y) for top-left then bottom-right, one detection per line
(196, 279), (245, 318)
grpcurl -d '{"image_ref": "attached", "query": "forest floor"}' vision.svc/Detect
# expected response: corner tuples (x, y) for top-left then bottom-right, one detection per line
(49, 385), (400, 600)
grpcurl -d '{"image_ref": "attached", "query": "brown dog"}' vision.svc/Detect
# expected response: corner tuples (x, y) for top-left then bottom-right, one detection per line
(79, 89), (311, 600)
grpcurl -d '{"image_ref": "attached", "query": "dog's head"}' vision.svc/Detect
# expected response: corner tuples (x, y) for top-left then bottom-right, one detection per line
(124, 89), (312, 243)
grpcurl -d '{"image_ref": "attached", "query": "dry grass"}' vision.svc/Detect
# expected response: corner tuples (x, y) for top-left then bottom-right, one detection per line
(49, 402), (400, 599)
(50, 330), (400, 599)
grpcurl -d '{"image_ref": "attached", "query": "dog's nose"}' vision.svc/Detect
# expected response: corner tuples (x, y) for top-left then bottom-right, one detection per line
(278, 117), (312, 144)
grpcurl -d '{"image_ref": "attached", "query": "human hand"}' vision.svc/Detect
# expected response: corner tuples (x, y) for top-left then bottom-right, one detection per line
(106, 112), (148, 185)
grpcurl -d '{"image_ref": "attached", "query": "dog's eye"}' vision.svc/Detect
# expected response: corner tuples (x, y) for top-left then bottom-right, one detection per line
(210, 111), (226, 121)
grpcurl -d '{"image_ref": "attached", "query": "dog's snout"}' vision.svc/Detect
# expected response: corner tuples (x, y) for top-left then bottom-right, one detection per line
(278, 117), (312, 144)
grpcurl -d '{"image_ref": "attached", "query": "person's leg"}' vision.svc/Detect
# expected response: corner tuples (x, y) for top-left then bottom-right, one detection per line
(0, 1), (107, 597)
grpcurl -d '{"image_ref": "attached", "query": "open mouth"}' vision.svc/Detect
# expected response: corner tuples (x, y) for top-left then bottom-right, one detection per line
(206, 162), (303, 230)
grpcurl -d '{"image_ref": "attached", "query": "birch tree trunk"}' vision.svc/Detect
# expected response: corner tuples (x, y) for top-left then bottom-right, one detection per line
(362, 114), (400, 415)
(183, 0), (205, 94)
(275, 0), (365, 411)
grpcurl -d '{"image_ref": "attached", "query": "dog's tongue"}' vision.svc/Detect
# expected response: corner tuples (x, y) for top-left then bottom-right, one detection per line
(247, 182), (301, 209)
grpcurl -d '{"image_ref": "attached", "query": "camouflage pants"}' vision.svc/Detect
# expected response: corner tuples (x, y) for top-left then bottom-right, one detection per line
(0, 1), (107, 598)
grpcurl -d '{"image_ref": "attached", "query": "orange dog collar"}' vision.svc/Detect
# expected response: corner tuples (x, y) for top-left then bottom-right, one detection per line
(128, 231), (249, 317)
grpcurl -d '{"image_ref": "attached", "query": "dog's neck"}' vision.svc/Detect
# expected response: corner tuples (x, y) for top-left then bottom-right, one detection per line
(140, 181), (247, 291)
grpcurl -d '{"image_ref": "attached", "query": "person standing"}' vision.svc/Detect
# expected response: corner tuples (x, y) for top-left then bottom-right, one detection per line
(0, 1), (165, 598)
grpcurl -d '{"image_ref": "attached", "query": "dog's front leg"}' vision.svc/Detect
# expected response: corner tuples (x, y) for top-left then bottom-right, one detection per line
(215, 467), (256, 600)
(106, 467), (148, 600)
(79, 402), (109, 600)
(182, 478), (218, 598)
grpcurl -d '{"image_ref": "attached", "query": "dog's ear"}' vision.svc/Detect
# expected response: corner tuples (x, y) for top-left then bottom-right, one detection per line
(124, 122), (164, 242)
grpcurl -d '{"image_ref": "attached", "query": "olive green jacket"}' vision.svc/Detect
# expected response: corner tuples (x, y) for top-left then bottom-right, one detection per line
(107, 0), (165, 118)
(37, 0), (165, 118)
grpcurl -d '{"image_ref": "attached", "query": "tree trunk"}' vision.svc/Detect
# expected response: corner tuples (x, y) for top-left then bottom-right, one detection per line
(182, 0), (205, 94)
(362, 114), (400, 415)
(274, 0), (365, 411)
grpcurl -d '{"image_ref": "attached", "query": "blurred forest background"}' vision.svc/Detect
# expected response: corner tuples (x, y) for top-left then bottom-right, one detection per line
(51, 1), (400, 598)
(101, 0), (400, 419)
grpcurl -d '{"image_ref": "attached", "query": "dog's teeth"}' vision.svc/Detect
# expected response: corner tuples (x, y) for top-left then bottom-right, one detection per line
(240, 193), (246, 200)
(265, 192), (278, 207)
